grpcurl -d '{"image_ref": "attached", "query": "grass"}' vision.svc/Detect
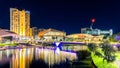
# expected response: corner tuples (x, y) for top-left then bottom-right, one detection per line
(115, 52), (120, 60)
(0, 43), (18, 46)
(92, 52), (117, 68)
(88, 43), (120, 68)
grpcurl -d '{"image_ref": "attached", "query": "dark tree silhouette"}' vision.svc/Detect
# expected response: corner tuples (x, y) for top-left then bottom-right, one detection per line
(102, 41), (116, 62)
(88, 43), (97, 53)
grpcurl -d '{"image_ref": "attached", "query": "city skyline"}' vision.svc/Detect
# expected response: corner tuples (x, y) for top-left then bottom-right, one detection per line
(0, 0), (120, 34)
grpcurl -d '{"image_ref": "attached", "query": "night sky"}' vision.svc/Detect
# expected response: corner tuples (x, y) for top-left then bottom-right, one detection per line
(0, 0), (120, 34)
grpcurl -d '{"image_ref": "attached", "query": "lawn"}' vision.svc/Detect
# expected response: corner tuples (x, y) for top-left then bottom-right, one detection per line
(115, 52), (120, 60)
(92, 52), (117, 68)
(0, 43), (18, 46)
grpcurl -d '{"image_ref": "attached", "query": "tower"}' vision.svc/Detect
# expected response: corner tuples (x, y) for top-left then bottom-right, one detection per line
(10, 8), (30, 38)
(25, 11), (30, 37)
(10, 8), (19, 34)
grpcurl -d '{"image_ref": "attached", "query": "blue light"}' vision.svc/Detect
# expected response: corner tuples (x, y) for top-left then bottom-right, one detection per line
(55, 42), (61, 47)
(55, 47), (60, 55)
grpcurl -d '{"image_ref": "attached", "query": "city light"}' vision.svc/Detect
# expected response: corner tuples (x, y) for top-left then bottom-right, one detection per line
(55, 47), (60, 55)
(55, 42), (61, 46)
(91, 18), (96, 23)
(0, 1), (120, 68)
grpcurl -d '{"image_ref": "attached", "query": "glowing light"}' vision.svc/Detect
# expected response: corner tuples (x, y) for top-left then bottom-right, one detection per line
(55, 47), (60, 55)
(91, 18), (96, 23)
(55, 42), (60, 46)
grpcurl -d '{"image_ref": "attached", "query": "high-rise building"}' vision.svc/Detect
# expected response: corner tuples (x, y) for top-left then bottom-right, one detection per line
(19, 10), (26, 36)
(10, 8), (30, 38)
(25, 11), (30, 37)
(10, 8), (19, 34)
(30, 28), (33, 39)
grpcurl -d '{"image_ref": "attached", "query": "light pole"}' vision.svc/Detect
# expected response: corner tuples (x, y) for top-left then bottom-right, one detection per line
(90, 18), (96, 29)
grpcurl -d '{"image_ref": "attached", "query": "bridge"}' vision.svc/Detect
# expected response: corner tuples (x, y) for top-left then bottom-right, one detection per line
(110, 42), (120, 47)
(52, 41), (87, 52)
(53, 42), (86, 47)
(112, 44), (120, 47)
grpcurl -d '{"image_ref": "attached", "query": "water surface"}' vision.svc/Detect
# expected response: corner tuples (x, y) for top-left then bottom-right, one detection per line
(0, 46), (77, 68)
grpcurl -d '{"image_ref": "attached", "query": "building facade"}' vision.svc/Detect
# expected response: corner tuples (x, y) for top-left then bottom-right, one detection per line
(29, 28), (33, 39)
(66, 33), (104, 43)
(25, 11), (30, 37)
(10, 8), (30, 39)
(31, 27), (46, 39)
(38, 28), (66, 42)
(32, 27), (38, 39)
(81, 28), (113, 38)
(0, 29), (19, 43)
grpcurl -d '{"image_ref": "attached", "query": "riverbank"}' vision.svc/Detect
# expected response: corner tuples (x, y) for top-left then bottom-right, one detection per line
(91, 50), (120, 68)
(0, 43), (18, 46)
(68, 50), (96, 68)
(91, 52), (116, 68)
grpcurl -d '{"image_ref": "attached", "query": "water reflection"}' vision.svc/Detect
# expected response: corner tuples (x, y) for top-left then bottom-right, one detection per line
(0, 49), (13, 64)
(35, 47), (77, 66)
(11, 48), (34, 68)
(55, 47), (60, 55)
(0, 47), (77, 68)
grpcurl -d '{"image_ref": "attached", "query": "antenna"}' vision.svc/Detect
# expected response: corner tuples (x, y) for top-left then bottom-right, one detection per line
(90, 18), (96, 29)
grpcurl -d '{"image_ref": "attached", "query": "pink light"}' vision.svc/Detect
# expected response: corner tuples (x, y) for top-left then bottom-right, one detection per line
(91, 18), (96, 23)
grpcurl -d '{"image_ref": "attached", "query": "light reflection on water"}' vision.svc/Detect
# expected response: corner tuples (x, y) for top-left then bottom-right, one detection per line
(35, 47), (77, 66)
(0, 47), (77, 68)
(11, 48), (34, 68)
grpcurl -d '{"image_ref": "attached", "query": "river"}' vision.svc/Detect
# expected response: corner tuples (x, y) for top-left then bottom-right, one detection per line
(0, 45), (95, 68)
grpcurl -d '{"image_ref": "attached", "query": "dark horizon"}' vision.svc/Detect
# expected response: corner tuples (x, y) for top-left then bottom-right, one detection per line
(0, 0), (120, 34)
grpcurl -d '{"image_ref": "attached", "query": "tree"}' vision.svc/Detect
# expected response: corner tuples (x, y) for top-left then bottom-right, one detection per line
(102, 41), (116, 62)
(88, 43), (97, 53)
(88, 43), (103, 57)
(109, 34), (116, 42)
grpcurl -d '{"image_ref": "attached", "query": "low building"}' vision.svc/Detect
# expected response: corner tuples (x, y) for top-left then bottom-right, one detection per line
(66, 33), (104, 43)
(0, 29), (19, 43)
(114, 33), (120, 42)
(81, 28), (113, 38)
(31, 27), (46, 39)
(38, 28), (66, 42)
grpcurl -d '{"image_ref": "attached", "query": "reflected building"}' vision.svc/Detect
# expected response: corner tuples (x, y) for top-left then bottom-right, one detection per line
(35, 48), (77, 67)
(11, 48), (34, 68)
(0, 49), (15, 65)
(0, 47), (77, 68)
